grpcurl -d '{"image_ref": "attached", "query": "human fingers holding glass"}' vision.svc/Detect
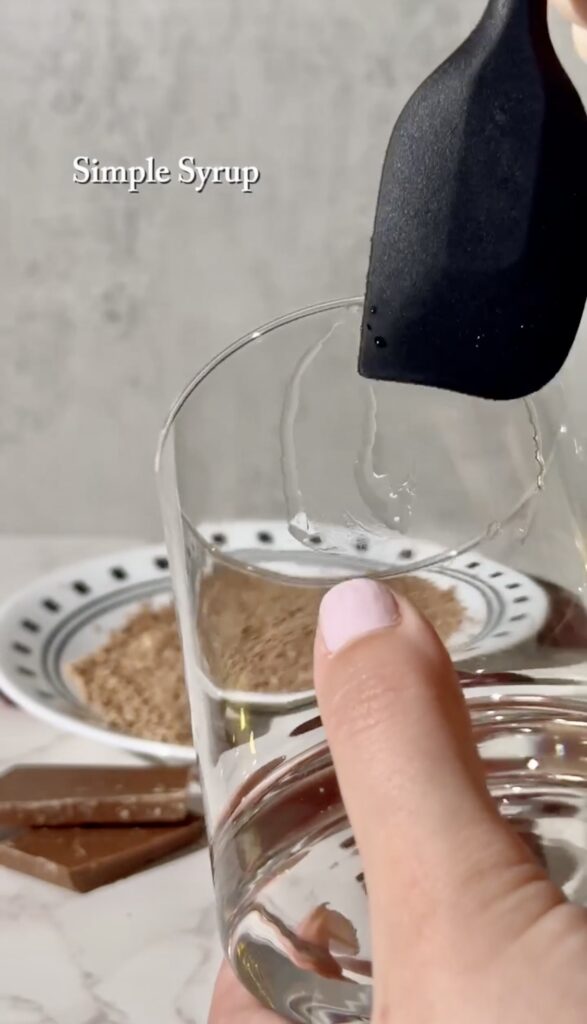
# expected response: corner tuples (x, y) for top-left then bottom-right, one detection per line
(209, 581), (587, 1024)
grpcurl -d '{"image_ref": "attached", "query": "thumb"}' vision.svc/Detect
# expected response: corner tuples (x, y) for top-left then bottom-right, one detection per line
(313, 579), (561, 966)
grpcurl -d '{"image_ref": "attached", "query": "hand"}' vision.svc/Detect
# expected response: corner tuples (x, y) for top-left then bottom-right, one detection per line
(553, 0), (587, 59)
(209, 578), (587, 1023)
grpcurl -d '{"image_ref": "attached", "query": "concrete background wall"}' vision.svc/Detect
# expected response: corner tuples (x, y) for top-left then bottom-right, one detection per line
(1, 0), (586, 539)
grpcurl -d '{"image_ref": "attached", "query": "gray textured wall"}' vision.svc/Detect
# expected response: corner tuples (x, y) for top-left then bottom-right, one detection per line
(2, 0), (586, 539)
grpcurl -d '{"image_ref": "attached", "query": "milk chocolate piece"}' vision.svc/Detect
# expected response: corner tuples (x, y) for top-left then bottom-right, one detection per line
(0, 765), (193, 827)
(0, 819), (204, 892)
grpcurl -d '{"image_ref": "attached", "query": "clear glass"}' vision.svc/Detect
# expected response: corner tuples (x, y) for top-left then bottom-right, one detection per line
(157, 298), (587, 1024)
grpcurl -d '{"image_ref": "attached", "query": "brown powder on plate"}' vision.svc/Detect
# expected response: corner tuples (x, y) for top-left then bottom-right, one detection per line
(66, 606), (192, 746)
(198, 567), (464, 695)
(67, 571), (464, 742)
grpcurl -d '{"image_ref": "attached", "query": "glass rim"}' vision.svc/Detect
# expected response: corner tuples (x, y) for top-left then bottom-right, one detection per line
(155, 295), (363, 473)
(155, 293), (560, 585)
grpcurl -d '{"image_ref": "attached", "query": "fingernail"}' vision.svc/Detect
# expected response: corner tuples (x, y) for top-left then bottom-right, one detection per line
(319, 579), (400, 654)
(573, 23), (587, 62)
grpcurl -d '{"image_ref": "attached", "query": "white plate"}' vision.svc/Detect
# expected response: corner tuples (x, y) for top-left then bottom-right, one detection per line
(0, 545), (192, 762)
(0, 532), (550, 759)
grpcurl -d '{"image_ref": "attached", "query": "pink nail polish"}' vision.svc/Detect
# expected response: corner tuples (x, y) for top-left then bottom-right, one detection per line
(319, 579), (400, 654)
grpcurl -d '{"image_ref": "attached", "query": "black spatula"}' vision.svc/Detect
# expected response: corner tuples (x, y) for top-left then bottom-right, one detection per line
(359, 0), (587, 400)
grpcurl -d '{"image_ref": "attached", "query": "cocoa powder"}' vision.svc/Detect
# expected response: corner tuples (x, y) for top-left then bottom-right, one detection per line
(67, 571), (464, 743)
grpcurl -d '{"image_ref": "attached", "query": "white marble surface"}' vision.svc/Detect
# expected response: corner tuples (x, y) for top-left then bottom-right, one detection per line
(0, 536), (221, 1024)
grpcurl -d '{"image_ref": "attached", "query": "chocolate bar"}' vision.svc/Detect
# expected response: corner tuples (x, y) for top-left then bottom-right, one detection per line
(0, 819), (204, 892)
(0, 765), (194, 827)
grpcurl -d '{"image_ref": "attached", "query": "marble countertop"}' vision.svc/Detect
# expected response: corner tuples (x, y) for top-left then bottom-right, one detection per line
(0, 536), (221, 1024)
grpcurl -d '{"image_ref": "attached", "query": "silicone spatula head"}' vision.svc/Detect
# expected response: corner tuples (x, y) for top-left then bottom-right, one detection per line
(359, 0), (587, 400)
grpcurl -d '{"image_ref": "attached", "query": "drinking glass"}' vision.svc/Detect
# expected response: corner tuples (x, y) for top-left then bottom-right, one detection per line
(157, 297), (587, 1024)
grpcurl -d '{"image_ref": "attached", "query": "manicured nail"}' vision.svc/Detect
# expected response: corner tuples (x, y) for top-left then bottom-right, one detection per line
(573, 23), (587, 62)
(319, 579), (400, 654)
